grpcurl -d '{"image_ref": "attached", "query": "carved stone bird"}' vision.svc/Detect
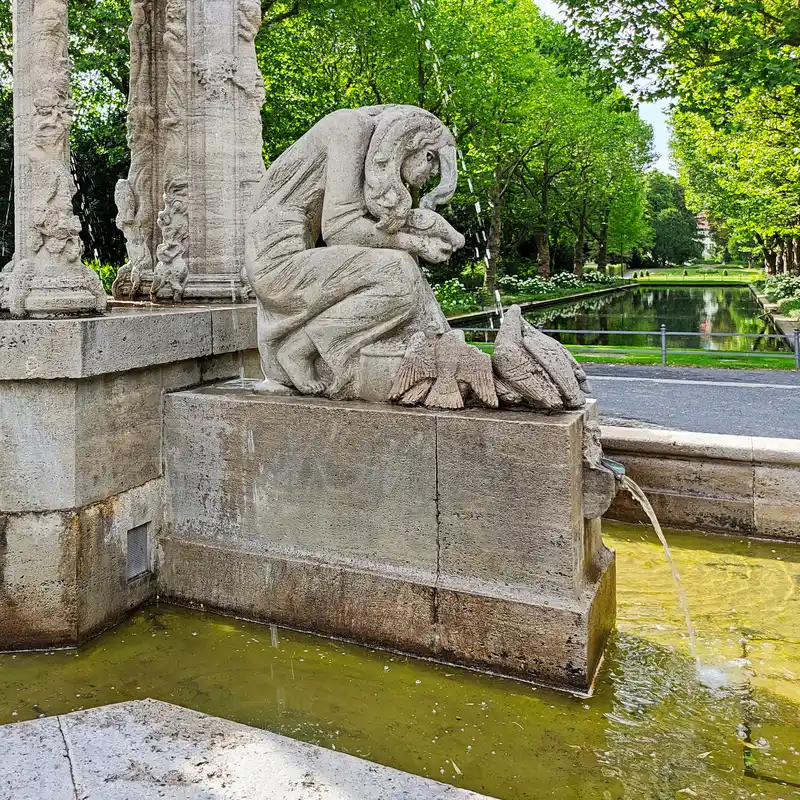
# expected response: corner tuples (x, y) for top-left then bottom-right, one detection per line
(492, 305), (587, 410)
(390, 331), (437, 405)
(426, 331), (498, 409)
(390, 330), (498, 409)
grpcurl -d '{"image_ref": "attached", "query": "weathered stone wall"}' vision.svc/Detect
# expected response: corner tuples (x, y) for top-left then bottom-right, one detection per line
(0, 306), (259, 650)
(160, 387), (615, 690)
(603, 426), (800, 540)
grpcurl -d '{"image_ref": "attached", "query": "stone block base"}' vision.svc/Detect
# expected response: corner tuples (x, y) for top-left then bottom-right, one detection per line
(161, 386), (616, 690)
(160, 539), (614, 689)
(0, 480), (161, 650)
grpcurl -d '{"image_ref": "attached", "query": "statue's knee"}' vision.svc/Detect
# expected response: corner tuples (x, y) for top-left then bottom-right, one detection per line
(374, 249), (421, 300)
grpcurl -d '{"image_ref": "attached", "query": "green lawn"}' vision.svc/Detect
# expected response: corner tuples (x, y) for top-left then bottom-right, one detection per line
(472, 342), (797, 370)
(633, 268), (764, 284)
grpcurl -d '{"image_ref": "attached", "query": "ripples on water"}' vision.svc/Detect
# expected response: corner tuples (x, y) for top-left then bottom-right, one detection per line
(1, 521), (798, 799)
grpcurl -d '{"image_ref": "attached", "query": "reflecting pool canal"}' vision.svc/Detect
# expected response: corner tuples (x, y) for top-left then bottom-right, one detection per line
(458, 286), (789, 352)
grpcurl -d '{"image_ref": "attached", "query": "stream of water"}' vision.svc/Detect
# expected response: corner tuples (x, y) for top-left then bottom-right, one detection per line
(621, 476), (699, 663)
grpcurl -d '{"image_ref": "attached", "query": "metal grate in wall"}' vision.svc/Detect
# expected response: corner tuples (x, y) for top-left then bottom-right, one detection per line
(127, 522), (151, 580)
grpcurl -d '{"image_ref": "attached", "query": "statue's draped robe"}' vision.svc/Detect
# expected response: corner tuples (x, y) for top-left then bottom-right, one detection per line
(245, 110), (447, 396)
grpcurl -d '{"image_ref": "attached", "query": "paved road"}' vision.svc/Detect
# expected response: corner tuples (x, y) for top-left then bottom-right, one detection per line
(585, 364), (800, 439)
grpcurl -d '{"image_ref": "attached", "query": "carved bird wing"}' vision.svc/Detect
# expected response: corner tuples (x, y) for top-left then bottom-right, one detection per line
(519, 318), (586, 409)
(389, 332), (437, 401)
(425, 331), (466, 409)
(455, 343), (499, 408)
(492, 306), (562, 410)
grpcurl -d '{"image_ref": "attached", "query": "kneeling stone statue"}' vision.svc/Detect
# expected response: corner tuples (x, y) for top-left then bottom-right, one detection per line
(245, 105), (588, 411)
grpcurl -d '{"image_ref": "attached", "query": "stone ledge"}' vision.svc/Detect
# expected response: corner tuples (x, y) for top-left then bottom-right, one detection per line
(0, 699), (493, 799)
(602, 425), (800, 540)
(0, 304), (257, 380)
(601, 425), (800, 467)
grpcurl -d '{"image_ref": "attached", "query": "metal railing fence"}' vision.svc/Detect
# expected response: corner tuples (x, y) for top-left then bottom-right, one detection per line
(458, 324), (800, 370)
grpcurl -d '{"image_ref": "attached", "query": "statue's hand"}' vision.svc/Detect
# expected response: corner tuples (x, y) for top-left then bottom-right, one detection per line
(406, 209), (465, 251)
(416, 236), (456, 264)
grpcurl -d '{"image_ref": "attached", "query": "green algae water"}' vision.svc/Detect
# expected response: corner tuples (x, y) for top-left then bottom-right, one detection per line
(2, 521), (799, 799)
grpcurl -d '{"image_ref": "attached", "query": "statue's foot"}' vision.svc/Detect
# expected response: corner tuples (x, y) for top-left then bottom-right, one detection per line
(298, 379), (327, 396)
(252, 378), (296, 396)
(277, 337), (327, 396)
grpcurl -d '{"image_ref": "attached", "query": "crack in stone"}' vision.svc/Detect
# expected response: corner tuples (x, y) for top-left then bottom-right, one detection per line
(433, 416), (441, 625)
(56, 716), (79, 800)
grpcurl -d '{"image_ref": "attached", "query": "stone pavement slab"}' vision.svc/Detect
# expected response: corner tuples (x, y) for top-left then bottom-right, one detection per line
(0, 699), (493, 800)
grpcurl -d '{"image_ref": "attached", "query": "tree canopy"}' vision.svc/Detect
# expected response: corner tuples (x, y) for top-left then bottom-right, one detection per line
(0, 0), (657, 285)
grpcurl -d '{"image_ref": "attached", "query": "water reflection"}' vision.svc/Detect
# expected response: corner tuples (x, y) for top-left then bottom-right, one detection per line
(457, 287), (789, 352)
(530, 287), (788, 352)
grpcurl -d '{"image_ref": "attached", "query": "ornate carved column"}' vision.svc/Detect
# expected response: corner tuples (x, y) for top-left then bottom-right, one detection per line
(114, 0), (266, 303)
(1, 0), (107, 318)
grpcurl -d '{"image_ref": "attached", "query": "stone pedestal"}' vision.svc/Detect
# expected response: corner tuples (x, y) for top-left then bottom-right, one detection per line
(160, 387), (616, 690)
(0, 305), (259, 649)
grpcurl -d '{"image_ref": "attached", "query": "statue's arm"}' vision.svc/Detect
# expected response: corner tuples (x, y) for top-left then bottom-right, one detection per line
(320, 114), (429, 256)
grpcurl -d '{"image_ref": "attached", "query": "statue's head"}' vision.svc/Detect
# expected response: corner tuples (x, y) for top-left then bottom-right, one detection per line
(363, 106), (458, 234)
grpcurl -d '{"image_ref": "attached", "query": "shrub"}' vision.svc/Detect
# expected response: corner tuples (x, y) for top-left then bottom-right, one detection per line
(764, 275), (800, 302)
(683, 269), (689, 276)
(778, 295), (800, 315)
(433, 279), (479, 313)
(86, 259), (118, 295)
(549, 272), (584, 288)
(723, 269), (728, 276)
(497, 274), (550, 295)
(632, 271), (638, 279)
(581, 271), (617, 285)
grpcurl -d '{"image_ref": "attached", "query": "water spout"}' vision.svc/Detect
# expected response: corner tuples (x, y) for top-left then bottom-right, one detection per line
(620, 475), (699, 663)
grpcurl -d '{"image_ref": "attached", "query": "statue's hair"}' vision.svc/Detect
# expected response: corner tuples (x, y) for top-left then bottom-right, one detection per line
(363, 106), (457, 234)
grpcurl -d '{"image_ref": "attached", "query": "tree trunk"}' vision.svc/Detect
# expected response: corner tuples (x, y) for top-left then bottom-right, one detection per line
(536, 179), (550, 279)
(483, 185), (504, 296)
(596, 209), (609, 272)
(793, 238), (800, 273)
(573, 204), (587, 278)
(776, 240), (785, 274)
(764, 249), (777, 275)
(535, 233), (550, 278)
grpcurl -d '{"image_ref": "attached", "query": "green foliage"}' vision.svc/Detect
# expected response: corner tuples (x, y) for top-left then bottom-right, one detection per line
(0, 0), (654, 278)
(764, 275), (800, 301)
(778, 296), (800, 315)
(644, 172), (703, 266)
(86, 260), (118, 295)
(433, 279), (481, 314)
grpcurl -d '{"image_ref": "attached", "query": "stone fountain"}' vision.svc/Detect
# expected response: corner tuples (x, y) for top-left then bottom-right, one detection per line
(0, 0), (617, 691)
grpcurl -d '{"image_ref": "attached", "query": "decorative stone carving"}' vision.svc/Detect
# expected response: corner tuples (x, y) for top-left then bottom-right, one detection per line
(113, 0), (156, 299)
(152, 176), (189, 301)
(1, 0), (106, 318)
(492, 304), (588, 410)
(245, 105), (588, 412)
(152, 0), (190, 302)
(245, 105), (462, 399)
(111, 0), (267, 302)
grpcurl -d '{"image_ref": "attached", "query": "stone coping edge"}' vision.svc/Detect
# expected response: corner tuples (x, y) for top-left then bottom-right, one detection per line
(601, 425), (800, 467)
(0, 304), (257, 380)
